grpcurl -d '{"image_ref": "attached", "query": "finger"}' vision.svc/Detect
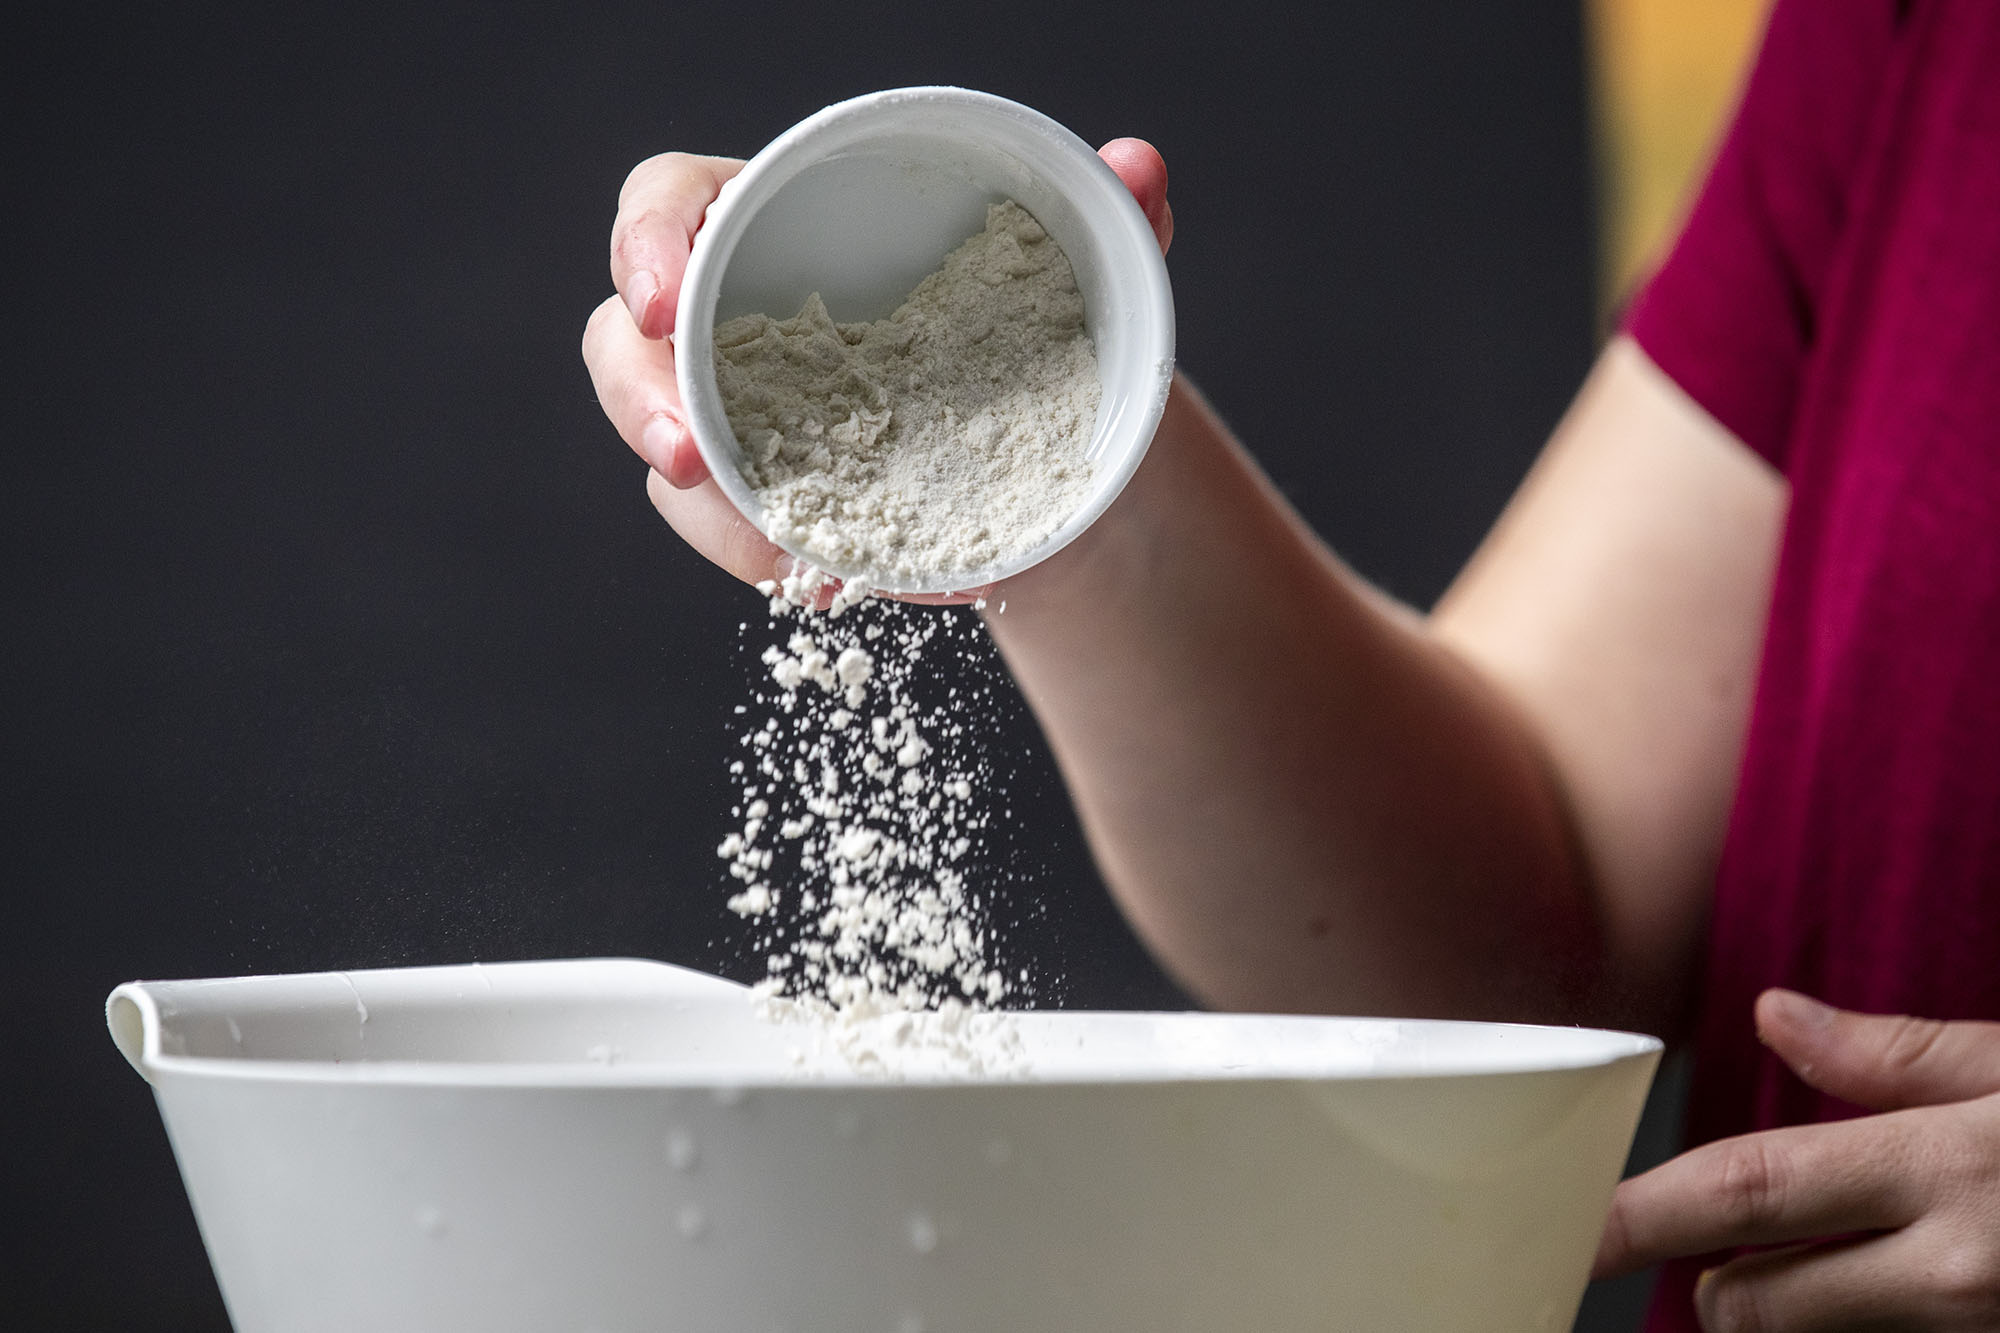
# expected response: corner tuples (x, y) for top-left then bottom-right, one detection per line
(645, 468), (789, 589)
(1593, 1115), (1928, 1278)
(1759, 989), (2000, 1111)
(1698, 1242), (1873, 1333)
(582, 294), (708, 488)
(641, 469), (857, 609)
(1694, 1226), (1995, 1332)
(1097, 137), (1173, 254)
(611, 153), (744, 338)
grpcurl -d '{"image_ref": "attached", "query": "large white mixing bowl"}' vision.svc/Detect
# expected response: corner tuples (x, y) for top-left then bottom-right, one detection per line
(109, 959), (1658, 1332)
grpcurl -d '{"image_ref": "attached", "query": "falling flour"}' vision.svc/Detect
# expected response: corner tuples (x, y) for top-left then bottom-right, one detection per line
(703, 201), (1098, 1075)
(717, 590), (1029, 1076)
(713, 200), (1100, 587)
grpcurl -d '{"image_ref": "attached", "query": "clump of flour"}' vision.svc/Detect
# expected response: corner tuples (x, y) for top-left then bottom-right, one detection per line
(713, 200), (1100, 586)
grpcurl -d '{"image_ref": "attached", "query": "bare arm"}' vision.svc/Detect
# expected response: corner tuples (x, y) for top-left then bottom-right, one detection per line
(583, 148), (1783, 1038)
(987, 339), (1783, 1035)
(585, 141), (2000, 1324)
(1432, 338), (1785, 1033)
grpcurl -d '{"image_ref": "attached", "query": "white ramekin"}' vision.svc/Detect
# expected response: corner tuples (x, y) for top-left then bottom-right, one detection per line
(675, 86), (1176, 594)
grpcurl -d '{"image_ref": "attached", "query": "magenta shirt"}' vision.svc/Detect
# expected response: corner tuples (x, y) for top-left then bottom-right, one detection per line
(1623, 0), (2000, 1325)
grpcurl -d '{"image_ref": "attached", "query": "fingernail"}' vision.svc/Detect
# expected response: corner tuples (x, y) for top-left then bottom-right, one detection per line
(625, 269), (660, 332)
(1767, 988), (1834, 1030)
(641, 414), (683, 472)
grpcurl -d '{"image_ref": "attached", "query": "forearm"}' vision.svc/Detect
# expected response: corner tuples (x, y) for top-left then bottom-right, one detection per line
(988, 375), (1602, 1023)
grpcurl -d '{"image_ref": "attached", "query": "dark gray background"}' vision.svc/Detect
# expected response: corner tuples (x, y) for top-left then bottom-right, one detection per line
(10, 1), (1681, 1326)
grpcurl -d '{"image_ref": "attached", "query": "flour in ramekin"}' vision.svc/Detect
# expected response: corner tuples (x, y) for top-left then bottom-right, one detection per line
(713, 201), (1099, 588)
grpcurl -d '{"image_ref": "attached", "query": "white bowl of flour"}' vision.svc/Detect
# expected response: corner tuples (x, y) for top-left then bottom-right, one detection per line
(676, 87), (1176, 594)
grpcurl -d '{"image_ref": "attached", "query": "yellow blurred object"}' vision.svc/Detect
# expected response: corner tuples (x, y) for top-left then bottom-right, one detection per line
(1586, 0), (1771, 310)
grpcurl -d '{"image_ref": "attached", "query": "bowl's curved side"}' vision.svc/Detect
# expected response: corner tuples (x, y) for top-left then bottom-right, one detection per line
(143, 1048), (1658, 1333)
(114, 964), (1661, 1329)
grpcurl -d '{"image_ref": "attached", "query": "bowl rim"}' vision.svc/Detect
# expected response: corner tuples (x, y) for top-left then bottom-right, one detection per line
(111, 961), (1664, 1091)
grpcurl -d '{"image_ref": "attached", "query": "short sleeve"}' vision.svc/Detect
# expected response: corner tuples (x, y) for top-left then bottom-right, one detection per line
(1622, 0), (1900, 471)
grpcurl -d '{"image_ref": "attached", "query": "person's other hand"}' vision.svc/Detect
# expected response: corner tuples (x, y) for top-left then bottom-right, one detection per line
(1594, 989), (2000, 1328)
(579, 140), (1174, 596)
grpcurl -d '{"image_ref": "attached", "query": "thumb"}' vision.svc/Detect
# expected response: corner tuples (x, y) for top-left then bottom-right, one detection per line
(1756, 988), (2000, 1111)
(1098, 137), (1173, 255)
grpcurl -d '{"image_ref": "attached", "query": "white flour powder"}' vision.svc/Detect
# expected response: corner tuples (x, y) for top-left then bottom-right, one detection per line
(714, 200), (1100, 586)
(717, 595), (1029, 1076)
